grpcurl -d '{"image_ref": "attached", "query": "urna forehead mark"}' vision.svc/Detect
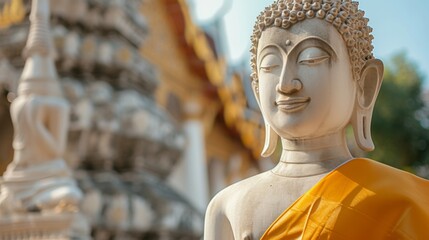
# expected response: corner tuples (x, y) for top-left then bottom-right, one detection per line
(250, 0), (375, 82)
(257, 19), (333, 49)
(257, 21), (338, 62)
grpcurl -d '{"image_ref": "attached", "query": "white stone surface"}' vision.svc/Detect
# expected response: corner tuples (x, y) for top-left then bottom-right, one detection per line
(204, 0), (384, 239)
(0, 0), (89, 238)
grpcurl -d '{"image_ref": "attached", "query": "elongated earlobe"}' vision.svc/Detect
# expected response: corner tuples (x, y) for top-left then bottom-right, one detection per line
(251, 79), (278, 157)
(261, 123), (278, 157)
(352, 59), (384, 152)
(352, 108), (374, 151)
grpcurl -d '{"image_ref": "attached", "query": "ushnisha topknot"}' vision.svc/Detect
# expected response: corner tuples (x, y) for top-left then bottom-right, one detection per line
(250, 0), (374, 83)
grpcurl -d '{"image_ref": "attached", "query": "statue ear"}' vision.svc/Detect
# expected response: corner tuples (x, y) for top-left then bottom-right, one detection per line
(352, 59), (384, 152)
(251, 80), (278, 157)
(261, 123), (278, 157)
(251, 80), (261, 106)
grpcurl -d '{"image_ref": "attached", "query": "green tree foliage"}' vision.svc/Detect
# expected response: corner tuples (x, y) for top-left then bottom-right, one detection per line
(369, 52), (429, 169)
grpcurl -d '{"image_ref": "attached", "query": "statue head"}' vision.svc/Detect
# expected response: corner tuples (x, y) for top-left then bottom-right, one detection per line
(250, 0), (384, 157)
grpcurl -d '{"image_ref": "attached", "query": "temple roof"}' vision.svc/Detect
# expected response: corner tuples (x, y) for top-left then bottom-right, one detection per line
(162, 0), (265, 159)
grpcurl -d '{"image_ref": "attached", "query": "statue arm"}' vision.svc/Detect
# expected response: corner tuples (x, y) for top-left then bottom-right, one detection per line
(204, 196), (234, 240)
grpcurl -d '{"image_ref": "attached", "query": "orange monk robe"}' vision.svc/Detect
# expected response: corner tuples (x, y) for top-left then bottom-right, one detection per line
(261, 158), (429, 240)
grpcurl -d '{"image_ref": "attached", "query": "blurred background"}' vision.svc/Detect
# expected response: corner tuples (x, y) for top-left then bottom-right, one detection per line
(0, 0), (427, 239)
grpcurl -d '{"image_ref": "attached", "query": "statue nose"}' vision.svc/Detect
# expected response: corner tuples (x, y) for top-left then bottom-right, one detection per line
(277, 78), (302, 94)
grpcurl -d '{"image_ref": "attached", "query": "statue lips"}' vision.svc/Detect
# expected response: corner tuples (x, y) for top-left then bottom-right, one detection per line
(276, 97), (311, 113)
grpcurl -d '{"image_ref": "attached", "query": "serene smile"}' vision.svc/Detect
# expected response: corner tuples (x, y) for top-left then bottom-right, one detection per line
(275, 97), (311, 113)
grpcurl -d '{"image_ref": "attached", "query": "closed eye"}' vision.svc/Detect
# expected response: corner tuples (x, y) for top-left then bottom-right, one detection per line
(299, 56), (330, 66)
(260, 65), (280, 73)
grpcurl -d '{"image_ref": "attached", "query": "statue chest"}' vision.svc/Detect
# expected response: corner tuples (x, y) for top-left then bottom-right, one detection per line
(225, 174), (325, 239)
(225, 185), (305, 239)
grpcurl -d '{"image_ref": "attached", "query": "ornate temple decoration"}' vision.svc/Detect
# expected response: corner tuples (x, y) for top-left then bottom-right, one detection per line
(0, 0), (202, 238)
(0, 0), (25, 29)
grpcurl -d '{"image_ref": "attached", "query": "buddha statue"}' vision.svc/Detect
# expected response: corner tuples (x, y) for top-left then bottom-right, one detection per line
(204, 0), (429, 239)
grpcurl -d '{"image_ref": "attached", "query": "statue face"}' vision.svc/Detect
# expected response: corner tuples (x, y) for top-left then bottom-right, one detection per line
(256, 19), (356, 139)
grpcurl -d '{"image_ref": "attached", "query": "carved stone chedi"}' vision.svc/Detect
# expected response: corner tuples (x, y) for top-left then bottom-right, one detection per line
(0, 0), (88, 238)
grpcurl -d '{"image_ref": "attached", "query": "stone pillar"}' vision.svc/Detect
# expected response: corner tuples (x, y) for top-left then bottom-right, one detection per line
(208, 158), (226, 197)
(167, 99), (209, 213)
(228, 153), (243, 184)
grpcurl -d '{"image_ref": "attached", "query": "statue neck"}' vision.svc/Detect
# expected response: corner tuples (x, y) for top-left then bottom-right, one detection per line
(271, 131), (353, 178)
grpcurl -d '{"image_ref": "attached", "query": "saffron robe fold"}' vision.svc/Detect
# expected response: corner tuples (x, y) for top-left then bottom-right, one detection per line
(261, 158), (429, 240)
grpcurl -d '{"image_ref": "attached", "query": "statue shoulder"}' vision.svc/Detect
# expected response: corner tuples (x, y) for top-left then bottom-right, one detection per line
(208, 171), (272, 214)
(205, 172), (271, 240)
(341, 158), (429, 198)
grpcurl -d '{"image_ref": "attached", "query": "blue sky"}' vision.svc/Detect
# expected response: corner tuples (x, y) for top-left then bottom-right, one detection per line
(186, 0), (429, 88)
